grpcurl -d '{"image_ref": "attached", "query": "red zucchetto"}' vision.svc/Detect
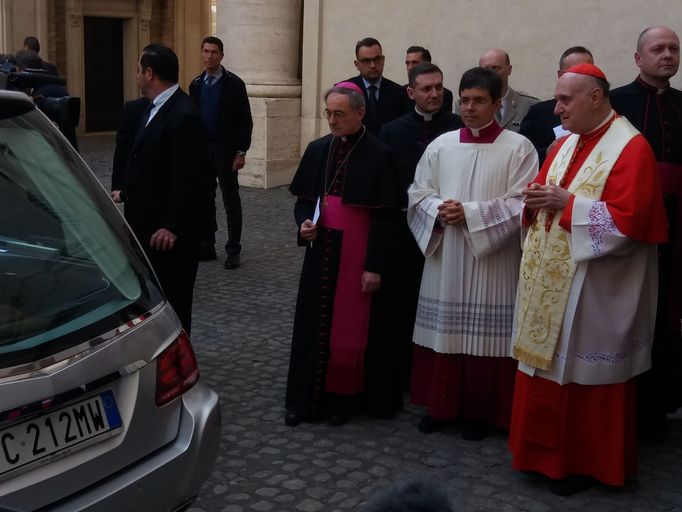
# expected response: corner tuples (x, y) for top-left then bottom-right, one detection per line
(564, 63), (607, 80)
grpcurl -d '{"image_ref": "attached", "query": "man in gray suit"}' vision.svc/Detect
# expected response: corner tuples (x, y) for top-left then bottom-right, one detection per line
(479, 48), (538, 131)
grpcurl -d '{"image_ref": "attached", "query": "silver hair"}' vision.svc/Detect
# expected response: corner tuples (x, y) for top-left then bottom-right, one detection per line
(324, 86), (366, 110)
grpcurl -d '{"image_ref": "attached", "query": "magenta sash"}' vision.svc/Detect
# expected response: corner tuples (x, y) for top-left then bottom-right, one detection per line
(319, 195), (372, 394)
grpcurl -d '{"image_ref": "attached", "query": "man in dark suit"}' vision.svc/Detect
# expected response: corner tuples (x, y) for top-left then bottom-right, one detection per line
(111, 44), (209, 334)
(189, 36), (253, 268)
(23, 36), (59, 75)
(344, 37), (408, 135)
(403, 46), (454, 113)
(519, 46), (594, 164)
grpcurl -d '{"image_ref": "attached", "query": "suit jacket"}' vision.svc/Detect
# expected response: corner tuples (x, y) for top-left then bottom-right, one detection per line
(114, 89), (209, 246)
(402, 84), (455, 114)
(189, 66), (253, 158)
(518, 98), (560, 165)
(112, 97), (150, 192)
(498, 87), (538, 132)
(345, 74), (409, 135)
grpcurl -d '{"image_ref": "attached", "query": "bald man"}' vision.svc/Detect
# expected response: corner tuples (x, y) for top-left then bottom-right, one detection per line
(478, 48), (538, 131)
(509, 63), (667, 495)
(610, 26), (682, 442)
(519, 46), (594, 164)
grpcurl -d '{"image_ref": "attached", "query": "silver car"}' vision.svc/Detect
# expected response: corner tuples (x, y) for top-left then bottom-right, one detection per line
(0, 89), (220, 511)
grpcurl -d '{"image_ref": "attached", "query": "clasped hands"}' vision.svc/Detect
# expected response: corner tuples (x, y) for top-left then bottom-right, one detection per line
(522, 182), (572, 211)
(437, 199), (466, 226)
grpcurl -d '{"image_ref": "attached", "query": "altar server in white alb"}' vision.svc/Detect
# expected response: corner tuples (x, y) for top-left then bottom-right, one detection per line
(407, 66), (538, 441)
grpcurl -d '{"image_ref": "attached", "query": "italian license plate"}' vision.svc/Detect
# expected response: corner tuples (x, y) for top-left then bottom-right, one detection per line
(0, 390), (122, 479)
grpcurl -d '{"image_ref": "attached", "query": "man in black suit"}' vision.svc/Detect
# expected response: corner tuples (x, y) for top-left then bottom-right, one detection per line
(189, 36), (253, 268)
(344, 37), (408, 135)
(23, 36), (59, 75)
(518, 46), (593, 164)
(111, 44), (209, 334)
(403, 46), (454, 113)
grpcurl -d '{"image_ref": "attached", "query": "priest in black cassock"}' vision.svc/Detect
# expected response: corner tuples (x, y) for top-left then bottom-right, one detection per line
(379, 62), (463, 391)
(610, 25), (682, 441)
(285, 82), (401, 427)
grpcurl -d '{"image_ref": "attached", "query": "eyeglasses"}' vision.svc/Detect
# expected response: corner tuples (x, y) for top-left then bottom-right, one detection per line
(323, 110), (347, 120)
(357, 56), (385, 65)
(458, 97), (491, 107)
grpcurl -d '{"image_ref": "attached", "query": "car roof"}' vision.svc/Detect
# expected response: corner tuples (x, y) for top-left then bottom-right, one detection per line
(0, 89), (36, 105)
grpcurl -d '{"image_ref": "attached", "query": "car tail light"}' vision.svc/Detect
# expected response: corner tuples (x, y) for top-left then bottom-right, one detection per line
(155, 330), (200, 406)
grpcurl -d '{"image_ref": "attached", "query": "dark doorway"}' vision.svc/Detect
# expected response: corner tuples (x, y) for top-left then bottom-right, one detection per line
(84, 17), (123, 132)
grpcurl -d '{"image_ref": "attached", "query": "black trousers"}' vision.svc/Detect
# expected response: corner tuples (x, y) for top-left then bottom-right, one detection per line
(147, 239), (200, 335)
(205, 144), (242, 256)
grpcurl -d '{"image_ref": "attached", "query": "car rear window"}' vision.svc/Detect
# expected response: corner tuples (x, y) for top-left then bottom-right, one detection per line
(0, 106), (164, 369)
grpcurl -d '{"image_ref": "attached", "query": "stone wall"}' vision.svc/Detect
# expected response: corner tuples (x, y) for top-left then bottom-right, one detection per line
(301, 0), (682, 144)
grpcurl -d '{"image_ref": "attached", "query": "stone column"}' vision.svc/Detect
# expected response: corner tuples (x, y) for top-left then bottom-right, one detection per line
(216, 0), (302, 188)
(65, 0), (85, 131)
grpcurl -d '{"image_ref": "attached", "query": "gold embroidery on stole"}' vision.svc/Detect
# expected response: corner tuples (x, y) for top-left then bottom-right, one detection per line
(513, 117), (639, 370)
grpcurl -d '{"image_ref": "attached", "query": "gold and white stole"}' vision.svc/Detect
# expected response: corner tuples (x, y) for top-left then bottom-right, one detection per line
(513, 117), (639, 370)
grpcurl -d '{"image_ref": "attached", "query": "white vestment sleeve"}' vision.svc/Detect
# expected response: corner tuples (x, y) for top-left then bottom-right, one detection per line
(460, 140), (538, 258)
(408, 145), (444, 257)
(570, 196), (634, 262)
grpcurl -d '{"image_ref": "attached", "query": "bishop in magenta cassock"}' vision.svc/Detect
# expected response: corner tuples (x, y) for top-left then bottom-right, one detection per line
(285, 82), (401, 427)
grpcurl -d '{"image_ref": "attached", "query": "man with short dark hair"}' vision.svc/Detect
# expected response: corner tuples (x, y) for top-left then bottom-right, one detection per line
(479, 48), (538, 131)
(285, 82), (401, 427)
(344, 37), (408, 135)
(111, 44), (210, 334)
(509, 63), (667, 495)
(610, 25), (682, 442)
(22, 36), (58, 75)
(519, 46), (594, 164)
(403, 46), (454, 113)
(380, 63), (462, 389)
(407, 67), (538, 440)
(189, 36), (253, 268)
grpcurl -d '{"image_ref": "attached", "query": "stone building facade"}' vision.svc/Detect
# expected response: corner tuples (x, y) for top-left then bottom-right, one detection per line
(1, 1), (680, 188)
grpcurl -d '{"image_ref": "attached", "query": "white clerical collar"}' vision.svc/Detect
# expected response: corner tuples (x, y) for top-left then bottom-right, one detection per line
(415, 106), (434, 121)
(469, 118), (496, 137)
(586, 110), (616, 135)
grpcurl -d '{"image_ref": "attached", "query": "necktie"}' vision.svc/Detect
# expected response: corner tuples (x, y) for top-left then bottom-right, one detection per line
(367, 85), (379, 130)
(207, 75), (216, 87)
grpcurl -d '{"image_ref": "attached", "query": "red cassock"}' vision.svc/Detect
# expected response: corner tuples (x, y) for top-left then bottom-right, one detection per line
(509, 116), (668, 486)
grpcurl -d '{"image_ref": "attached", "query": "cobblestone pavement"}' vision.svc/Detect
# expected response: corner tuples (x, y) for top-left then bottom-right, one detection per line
(81, 134), (682, 512)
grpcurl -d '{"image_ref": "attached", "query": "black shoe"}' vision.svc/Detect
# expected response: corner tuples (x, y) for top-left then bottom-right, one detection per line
(461, 421), (489, 441)
(224, 253), (240, 269)
(199, 246), (217, 261)
(328, 413), (350, 427)
(284, 412), (304, 426)
(549, 475), (596, 496)
(418, 415), (451, 434)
